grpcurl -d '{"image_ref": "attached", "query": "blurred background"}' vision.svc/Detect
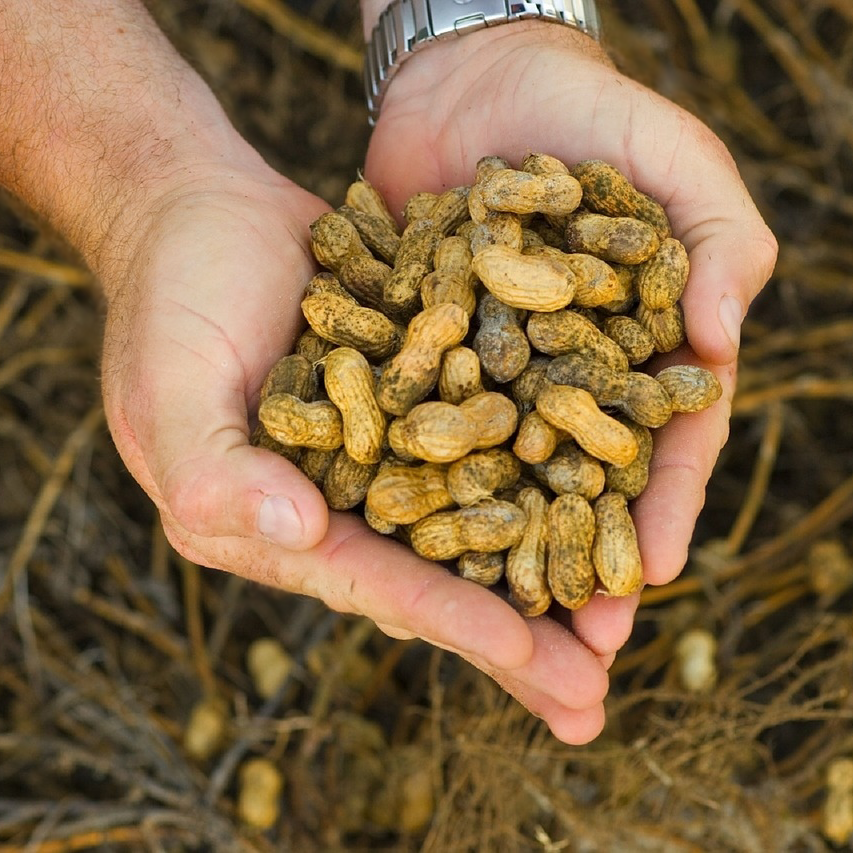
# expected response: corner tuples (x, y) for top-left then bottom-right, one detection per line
(1, 1), (852, 850)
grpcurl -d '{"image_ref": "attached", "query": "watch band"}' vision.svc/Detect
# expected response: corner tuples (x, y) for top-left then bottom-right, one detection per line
(364, 0), (602, 125)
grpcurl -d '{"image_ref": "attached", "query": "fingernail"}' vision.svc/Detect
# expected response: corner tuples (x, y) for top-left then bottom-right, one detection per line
(258, 495), (304, 548)
(718, 294), (743, 352)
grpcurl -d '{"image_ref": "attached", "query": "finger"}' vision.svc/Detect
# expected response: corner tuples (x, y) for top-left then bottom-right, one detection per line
(631, 354), (736, 586)
(569, 592), (641, 658)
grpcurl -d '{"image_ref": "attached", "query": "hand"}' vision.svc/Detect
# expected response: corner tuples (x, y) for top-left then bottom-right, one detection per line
(364, 22), (777, 728)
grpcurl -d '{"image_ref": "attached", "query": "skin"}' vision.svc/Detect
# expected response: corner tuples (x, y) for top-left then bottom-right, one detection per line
(0, 2), (777, 745)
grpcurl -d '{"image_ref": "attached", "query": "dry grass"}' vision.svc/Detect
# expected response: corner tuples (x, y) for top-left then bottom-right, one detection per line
(1, 1), (852, 850)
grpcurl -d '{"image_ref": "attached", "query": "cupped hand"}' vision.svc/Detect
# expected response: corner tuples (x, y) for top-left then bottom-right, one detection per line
(364, 20), (777, 717)
(98, 157), (614, 745)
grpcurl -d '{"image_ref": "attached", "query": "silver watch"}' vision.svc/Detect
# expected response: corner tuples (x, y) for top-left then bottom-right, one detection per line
(364, 0), (602, 125)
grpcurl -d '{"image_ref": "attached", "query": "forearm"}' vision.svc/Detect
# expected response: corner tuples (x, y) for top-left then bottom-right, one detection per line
(0, 1), (252, 280)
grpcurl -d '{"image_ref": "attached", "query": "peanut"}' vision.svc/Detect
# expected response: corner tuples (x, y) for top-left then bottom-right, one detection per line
(238, 758), (283, 830)
(601, 315), (654, 365)
(366, 462), (454, 525)
(337, 204), (400, 265)
(547, 493), (596, 610)
(592, 492), (644, 596)
(410, 500), (527, 561)
(388, 401), (478, 463)
(404, 191), (439, 224)
(526, 309), (629, 371)
(511, 356), (552, 415)
(310, 211), (371, 273)
(345, 177), (398, 233)
(506, 487), (552, 617)
(546, 353), (673, 428)
(259, 393), (343, 451)
(457, 551), (505, 587)
(297, 447), (336, 486)
(565, 211), (661, 265)
(376, 302), (469, 416)
(423, 186), (471, 235)
(466, 212), (524, 255)
(571, 159), (672, 240)
(603, 417), (653, 499)
(382, 218), (443, 319)
(635, 302), (686, 353)
(473, 293), (530, 382)
(477, 168), (583, 217)
(513, 411), (560, 465)
(654, 364), (723, 412)
(322, 448), (378, 511)
(294, 327), (335, 364)
(472, 244), (575, 312)
(537, 443), (605, 500)
(636, 237), (690, 310)
(323, 347), (386, 464)
(420, 235), (477, 316)
(536, 384), (639, 467)
(524, 246), (623, 308)
(447, 448), (521, 506)
(438, 346), (484, 404)
(458, 391), (519, 449)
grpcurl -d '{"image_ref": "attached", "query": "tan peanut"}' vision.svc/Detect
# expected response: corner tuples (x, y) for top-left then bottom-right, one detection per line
(521, 152), (571, 177)
(337, 204), (400, 265)
(294, 327), (335, 364)
(458, 551), (505, 587)
(322, 449), (377, 511)
(604, 417), (653, 499)
(458, 391), (519, 449)
(654, 365), (723, 412)
(636, 237), (689, 310)
(473, 293), (530, 382)
(467, 212), (524, 255)
(345, 178), (398, 233)
(538, 443), (605, 500)
(634, 302), (686, 353)
(598, 263), (637, 314)
(310, 211), (372, 273)
(323, 347), (386, 464)
(410, 501), (527, 561)
(338, 253), (393, 311)
(592, 492), (644, 596)
(423, 185), (471, 234)
(513, 411), (560, 465)
(601, 315), (654, 365)
(536, 384), (639, 467)
(438, 346), (484, 404)
(382, 218), (443, 319)
(472, 244), (575, 312)
(511, 356), (552, 415)
(526, 309), (629, 371)
(420, 236), (477, 316)
(565, 211), (661, 265)
(547, 493), (596, 610)
(571, 159), (672, 240)
(376, 303), (469, 416)
(366, 462), (454, 525)
(447, 449), (521, 506)
(404, 191), (439, 224)
(477, 168), (583, 217)
(297, 447), (336, 486)
(387, 401), (479, 463)
(238, 758), (283, 830)
(546, 353), (673, 428)
(301, 292), (403, 360)
(506, 487), (552, 617)
(259, 393), (343, 451)
(524, 246), (623, 308)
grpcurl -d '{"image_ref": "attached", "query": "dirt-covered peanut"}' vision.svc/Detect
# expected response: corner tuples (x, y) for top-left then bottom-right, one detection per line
(298, 447), (337, 486)
(521, 152), (571, 177)
(387, 401), (478, 463)
(472, 244), (575, 312)
(636, 237), (690, 310)
(506, 487), (552, 617)
(345, 178), (398, 233)
(467, 212), (525, 255)
(571, 159), (672, 240)
(404, 191), (438, 224)
(458, 551), (505, 587)
(375, 303), (469, 416)
(458, 391), (519, 449)
(593, 492), (644, 596)
(310, 211), (372, 273)
(525, 246), (623, 308)
(366, 462), (454, 525)
(420, 236), (476, 316)
(259, 393), (343, 451)
(513, 411), (560, 465)
(565, 211), (661, 265)
(511, 357), (551, 416)
(301, 292), (403, 359)
(526, 309), (629, 371)
(538, 443), (605, 500)
(438, 346), (484, 404)
(410, 501), (527, 560)
(477, 168), (583, 217)
(382, 218), (443, 319)
(536, 384), (639, 468)
(305, 271), (354, 300)
(294, 328), (335, 364)
(339, 254), (392, 311)
(547, 493), (597, 610)
(602, 315), (655, 365)
(546, 353), (673, 428)
(447, 449), (521, 506)
(473, 293), (530, 383)
(654, 365), (723, 412)
(423, 186), (471, 235)
(323, 347), (386, 464)
(598, 263), (637, 314)
(635, 302), (686, 353)
(604, 418), (653, 499)
(337, 204), (401, 265)
(322, 449), (377, 511)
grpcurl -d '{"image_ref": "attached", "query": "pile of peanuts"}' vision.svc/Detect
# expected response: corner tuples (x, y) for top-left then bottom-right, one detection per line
(253, 154), (722, 616)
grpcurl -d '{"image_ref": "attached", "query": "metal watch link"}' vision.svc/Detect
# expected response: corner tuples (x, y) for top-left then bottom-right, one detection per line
(364, 0), (602, 125)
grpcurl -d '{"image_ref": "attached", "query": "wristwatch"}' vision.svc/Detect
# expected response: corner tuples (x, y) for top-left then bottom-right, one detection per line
(364, 0), (602, 125)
